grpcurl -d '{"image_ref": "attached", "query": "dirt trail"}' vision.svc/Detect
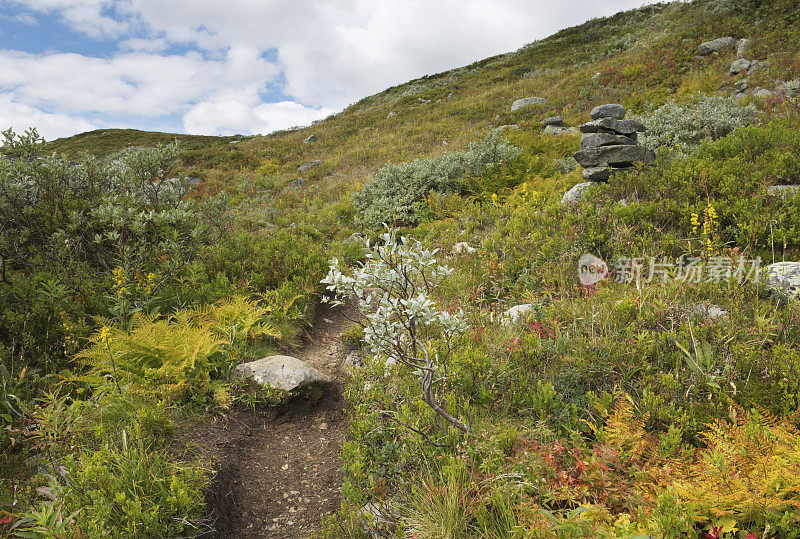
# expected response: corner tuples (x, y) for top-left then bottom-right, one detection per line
(192, 301), (357, 538)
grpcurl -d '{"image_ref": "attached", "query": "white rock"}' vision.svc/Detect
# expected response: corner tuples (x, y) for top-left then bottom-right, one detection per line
(502, 304), (533, 325)
(234, 355), (331, 392)
(453, 242), (476, 254)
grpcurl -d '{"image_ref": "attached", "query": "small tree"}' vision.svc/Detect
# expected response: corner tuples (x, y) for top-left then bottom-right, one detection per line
(321, 228), (469, 433)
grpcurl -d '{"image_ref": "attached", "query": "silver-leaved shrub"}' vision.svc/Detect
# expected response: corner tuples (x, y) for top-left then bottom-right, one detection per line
(322, 228), (470, 433)
(635, 95), (760, 154)
(353, 130), (520, 229)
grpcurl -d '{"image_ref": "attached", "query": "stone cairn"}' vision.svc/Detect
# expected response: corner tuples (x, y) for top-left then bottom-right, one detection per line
(572, 104), (654, 182)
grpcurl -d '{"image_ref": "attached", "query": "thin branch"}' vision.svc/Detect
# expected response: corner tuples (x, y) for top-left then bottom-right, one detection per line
(381, 411), (449, 447)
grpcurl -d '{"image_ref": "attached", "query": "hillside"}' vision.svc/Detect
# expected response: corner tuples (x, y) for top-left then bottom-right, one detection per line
(3, 0), (800, 537)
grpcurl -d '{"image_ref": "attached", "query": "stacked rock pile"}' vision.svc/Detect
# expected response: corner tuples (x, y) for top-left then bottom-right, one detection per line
(572, 104), (654, 182)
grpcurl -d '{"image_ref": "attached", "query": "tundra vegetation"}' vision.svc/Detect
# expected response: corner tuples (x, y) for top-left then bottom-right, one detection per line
(3, 0), (800, 536)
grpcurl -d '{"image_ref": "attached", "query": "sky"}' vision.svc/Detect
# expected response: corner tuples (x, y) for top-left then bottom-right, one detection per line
(0, 0), (661, 140)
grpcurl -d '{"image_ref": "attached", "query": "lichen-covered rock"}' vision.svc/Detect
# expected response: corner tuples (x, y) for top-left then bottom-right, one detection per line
(582, 166), (612, 182)
(579, 118), (647, 135)
(540, 115), (566, 127)
(561, 182), (593, 204)
(590, 104), (626, 120)
(730, 58), (752, 75)
(767, 185), (800, 199)
(510, 97), (547, 112)
(580, 133), (637, 150)
(697, 37), (735, 56)
(234, 355), (331, 392)
(736, 38), (751, 58)
(543, 125), (579, 136)
(298, 160), (320, 171)
(302, 135), (317, 144)
(764, 262), (800, 302)
(573, 145), (648, 167)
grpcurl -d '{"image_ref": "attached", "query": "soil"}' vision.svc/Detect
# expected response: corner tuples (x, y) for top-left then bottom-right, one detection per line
(182, 301), (359, 538)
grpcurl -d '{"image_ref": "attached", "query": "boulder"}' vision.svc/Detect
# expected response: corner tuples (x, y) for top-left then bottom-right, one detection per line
(590, 104), (626, 120)
(697, 37), (735, 56)
(764, 262), (800, 302)
(580, 133), (637, 150)
(730, 58), (752, 75)
(540, 115), (566, 127)
(453, 242), (476, 254)
(561, 182), (593, 204)
(298, 160), (320, 171)
(579, 118), (646, 135)
(573, 145), (648, 167)
(290, 177), (306, 189)
(543, 125), (580, 136)
(511, 97), (547, 112)
(302, 135), (317, 144)
(502, 304), (533, 325)
(736, 38), (751, 59)
(234, 355), (331, 392)
(582, 166), (612, 182)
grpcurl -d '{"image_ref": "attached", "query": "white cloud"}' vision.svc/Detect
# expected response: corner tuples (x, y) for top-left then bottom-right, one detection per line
(0, 93), (97, 140)
(184, 99), (336, 136)
(0, 0), (661, 136)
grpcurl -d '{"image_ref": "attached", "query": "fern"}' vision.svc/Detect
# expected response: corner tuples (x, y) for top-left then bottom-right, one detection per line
(672, 404), (800, 527)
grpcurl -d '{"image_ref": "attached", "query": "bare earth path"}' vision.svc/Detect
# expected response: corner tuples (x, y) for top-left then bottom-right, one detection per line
(189, 301), (357, 538)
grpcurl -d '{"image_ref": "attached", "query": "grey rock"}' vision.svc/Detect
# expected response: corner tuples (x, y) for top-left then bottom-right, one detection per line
(733, 79), (748, 92)
(697, 37), (735, 56)
(751, 87), (773, 98)
(767, 185), (800, 199)
(736, 38), (751, 59)
(590, 104), (626, 120)
(446, 92), (455, 99)
(561, 182), (593, 204)
(540, 115), (566, 127)
(582, 166), (611, 182)
(543, 125), (580, 137)
(580, 133), (637, 150)
(358, 502), (396, 539)
(748, 60), (767, 73)
(764, 262), (800, 302)
(579, 118), (646, 135)
(298, 160), (320, 171)
(730, 58), (752, 75)
(690, 304), (729, 321)
(573, 145), (648, 167)
(290, 177), (306, 189)
(234, 355), (332, 392)
(501, 304), (533, 325)
(342, 351), (365, 376)
(511, 97), (547, 112)
(302, 135), (317, 144)
(645, 147), (656, 163)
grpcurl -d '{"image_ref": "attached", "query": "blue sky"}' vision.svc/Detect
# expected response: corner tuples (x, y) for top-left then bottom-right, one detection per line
(0, 0), (659, 140)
